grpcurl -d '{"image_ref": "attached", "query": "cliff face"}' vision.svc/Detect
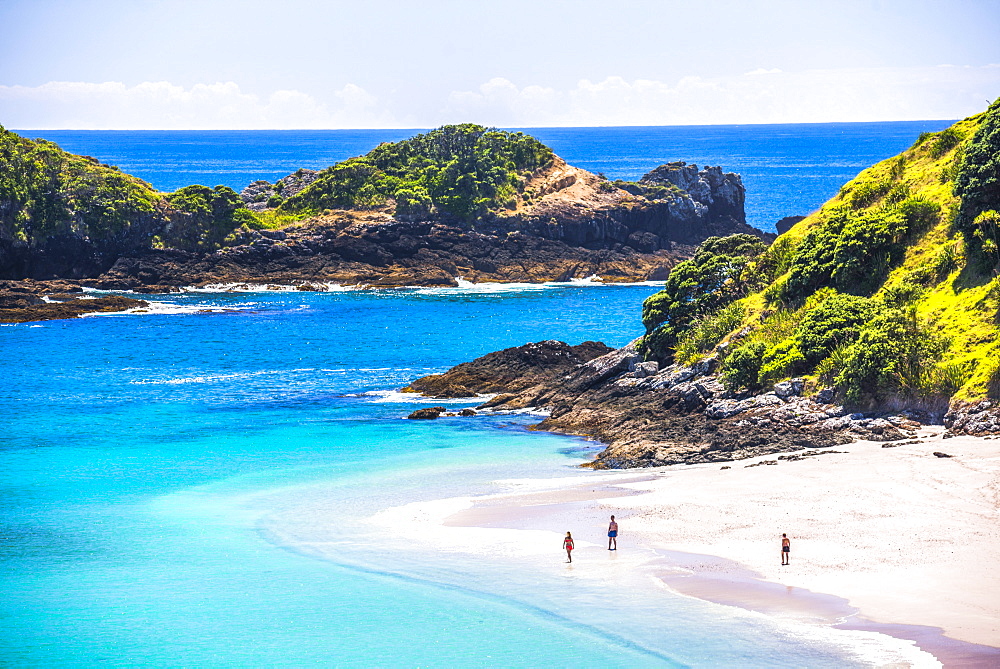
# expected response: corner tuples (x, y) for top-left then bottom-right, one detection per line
(485, 158), (759, 253)
(91, 215), (686, 291)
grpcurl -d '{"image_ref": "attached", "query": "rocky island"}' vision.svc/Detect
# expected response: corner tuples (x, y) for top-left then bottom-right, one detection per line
(1, 124), (767, 321)
(403, 101), (1000, 460)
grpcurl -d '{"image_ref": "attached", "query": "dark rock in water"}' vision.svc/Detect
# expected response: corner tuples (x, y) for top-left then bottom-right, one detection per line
(933, 452), (953, 458)
(407, 407), (447, 420)
(404, 340), (613, 399)
(775, 216), (806, 235)
(458, 408), (477, 417)
(0, 280), (146, 323)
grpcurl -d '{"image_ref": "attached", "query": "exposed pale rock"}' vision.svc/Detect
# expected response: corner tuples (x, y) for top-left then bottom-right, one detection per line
(773, 377), (805, 398)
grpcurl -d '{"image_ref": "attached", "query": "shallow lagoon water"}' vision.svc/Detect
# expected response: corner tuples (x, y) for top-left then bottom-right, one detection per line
(1, 285), (937, 666)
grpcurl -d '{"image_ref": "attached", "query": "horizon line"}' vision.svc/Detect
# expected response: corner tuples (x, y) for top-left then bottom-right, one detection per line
(8, 118), (963, 133)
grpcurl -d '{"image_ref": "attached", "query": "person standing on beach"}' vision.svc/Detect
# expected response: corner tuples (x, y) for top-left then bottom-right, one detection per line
(781, 533), (791, 565)
(563, 532), (574, 563)
(608, 515), (618, 550)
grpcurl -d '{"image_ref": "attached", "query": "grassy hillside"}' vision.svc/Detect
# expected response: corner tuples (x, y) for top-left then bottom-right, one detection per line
(278, 124), (554, 221)
(641, 98), (1000, 406)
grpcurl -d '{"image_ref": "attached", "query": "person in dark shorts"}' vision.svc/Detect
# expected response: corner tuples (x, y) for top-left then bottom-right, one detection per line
(781, 533), (791, 565)
(608, 515), (618, 550)
(563, 531), (575, 563)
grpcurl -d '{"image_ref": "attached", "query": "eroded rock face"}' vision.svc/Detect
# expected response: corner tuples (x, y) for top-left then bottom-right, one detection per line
(639, 162), (746, 229)
(240, 169), (319, 212)
(403, 341), (920, 468)
(87, 217), (687, 291)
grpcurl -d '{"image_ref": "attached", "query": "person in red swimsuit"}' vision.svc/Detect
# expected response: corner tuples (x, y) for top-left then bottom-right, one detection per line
(563, 531), (574, 563)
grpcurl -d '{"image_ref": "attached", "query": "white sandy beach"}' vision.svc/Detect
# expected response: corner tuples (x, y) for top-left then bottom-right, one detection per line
(361, 426), (1000, 666)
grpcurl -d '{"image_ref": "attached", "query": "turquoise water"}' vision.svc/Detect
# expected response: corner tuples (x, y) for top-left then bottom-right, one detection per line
(18, 121), (954, 232)
(1, 285), (934, 666)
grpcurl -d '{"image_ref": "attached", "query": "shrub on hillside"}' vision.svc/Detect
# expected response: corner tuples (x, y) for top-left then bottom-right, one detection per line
(640, 234), (768, 362)
(0, 126), (164, 249)
(955, 97), (1000, 269)
(160, 185), (256, 251)
(795, 293), (878, 364)
(279, 124), (553, 222)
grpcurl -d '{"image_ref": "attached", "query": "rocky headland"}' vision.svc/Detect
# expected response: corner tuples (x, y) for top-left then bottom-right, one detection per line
(401, 339), (930, 468)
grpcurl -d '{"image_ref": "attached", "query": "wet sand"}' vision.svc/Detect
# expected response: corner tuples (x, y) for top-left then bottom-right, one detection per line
(437, 427), (1000, 666)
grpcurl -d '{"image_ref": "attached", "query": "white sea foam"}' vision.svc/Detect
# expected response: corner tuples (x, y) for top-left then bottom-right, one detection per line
(129, 368), (325, 386)
(361, 389), (493, 404)
(184, 282), (362, 293)
(475, 406), (551, 417)
(83, 301), (254, 317)
(397, 276), (664, 295)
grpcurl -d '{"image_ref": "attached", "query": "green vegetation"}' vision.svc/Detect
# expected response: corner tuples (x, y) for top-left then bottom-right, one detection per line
(639, 234), (768, 361)
(641, 98), (1000, 406)
(612, 179), (686, 201)
(0, 126), (166, 250)
(955, 97), (1000, 271)
(157, 185), (256, 251)
(280, 124), (554, 222)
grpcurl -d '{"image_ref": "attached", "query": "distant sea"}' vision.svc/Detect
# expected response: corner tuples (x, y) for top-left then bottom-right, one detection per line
(16, 121), (954, 232)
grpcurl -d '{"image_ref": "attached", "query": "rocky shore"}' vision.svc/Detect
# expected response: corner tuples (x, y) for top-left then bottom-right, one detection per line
(401, 339), (942, 468)
(0, 280), (147, 323)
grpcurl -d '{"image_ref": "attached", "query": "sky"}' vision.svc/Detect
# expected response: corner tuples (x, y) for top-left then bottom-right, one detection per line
(1, 0), (998, 129)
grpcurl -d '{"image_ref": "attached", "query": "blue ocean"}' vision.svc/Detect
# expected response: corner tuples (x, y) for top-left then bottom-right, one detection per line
(2, 124), (952, 667)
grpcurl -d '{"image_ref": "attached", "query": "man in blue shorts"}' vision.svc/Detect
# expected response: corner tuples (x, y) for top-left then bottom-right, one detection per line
(608, 515), (618, 550)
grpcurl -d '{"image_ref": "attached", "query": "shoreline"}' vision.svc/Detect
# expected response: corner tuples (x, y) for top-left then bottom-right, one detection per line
(435, 427), (1000, 666)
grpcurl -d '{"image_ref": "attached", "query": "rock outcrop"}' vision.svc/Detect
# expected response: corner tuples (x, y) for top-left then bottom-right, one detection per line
(404, 338), (921, 468)
(88, 215), (688, 291)
(775, 215), (806, 235)
(241, 169), (319, 212)
(2, 122), (769, 291)
(404, 340), (613, 398)
(944, 400), (1000, 436)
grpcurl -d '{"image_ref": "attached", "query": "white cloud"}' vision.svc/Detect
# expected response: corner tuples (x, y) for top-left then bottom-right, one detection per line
(444, 65), (1000, 127)
(2, 65), (999, 129)
(0, 80), (395, 129)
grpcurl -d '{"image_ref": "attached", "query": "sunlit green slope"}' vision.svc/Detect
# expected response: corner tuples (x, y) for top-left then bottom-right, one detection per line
(640, 99), (1000, 406)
